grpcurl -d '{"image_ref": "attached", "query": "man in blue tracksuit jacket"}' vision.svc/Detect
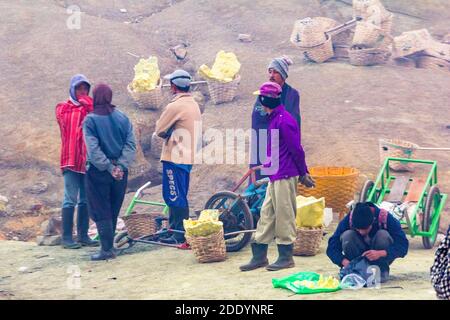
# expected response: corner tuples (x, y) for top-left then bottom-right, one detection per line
(327, 202), (409, 282)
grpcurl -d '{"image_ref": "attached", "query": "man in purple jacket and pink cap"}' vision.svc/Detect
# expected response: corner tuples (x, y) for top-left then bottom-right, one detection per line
(240, 82), (315, 272)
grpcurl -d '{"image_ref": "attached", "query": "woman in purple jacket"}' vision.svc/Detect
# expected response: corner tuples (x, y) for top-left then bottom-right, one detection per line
(240, 82), (315, 272)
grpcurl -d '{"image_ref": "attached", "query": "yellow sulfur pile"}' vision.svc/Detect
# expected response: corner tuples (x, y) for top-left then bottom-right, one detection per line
(293, 275), (340, 290)
(198, 51), (241, 83)
(296, 195), (325, 228)
(130, 56), (161, 93)
(183, 209), (223, 237)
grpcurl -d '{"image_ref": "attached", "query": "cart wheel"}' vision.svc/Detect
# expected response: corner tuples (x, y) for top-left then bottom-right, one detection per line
(359, 180), (375, 202)
(205, 191), (253, 252)
(421, 185), (441, 249)
(114, 231), (135, 250)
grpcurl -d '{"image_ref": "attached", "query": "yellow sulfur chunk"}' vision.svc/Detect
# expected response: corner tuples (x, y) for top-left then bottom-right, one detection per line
(198, 51), (241, 83)
(184, 209), (222, 237)
(130, 56), (160, 93)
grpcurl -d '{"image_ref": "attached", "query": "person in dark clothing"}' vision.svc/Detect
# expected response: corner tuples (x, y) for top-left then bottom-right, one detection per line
(250, 56), (301, 181)
(326, 202), (409, 282)
(83, 84), (136, 261)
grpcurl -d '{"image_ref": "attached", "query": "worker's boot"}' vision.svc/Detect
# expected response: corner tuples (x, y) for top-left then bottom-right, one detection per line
(380, 265), (390, 283)
(61, 207), (82, 249)
(77, 205), (99, 247)
(266, 244), (295, 271)
(91, 220), (116, 261)
(162, 207), (189, 243)
(239, 243), (269, 271)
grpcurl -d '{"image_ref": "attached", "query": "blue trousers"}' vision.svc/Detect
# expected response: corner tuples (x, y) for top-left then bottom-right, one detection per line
(62, 170), (87, 208)
(162, 161), (191, 208)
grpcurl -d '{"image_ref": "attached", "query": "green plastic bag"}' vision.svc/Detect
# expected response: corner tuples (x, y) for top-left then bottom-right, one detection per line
(272, 272), (341, 294)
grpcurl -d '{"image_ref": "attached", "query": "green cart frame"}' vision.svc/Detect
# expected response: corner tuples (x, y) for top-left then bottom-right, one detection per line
(359, 157), (448, 249)
(124, 181), (169, 216)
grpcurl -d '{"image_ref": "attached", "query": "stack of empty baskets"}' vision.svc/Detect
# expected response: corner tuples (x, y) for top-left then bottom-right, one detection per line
(290, 17), (336, 63)
(290, 17), (359, 63)
(393, 29), (450, 72)
(350, 0), (394, 66)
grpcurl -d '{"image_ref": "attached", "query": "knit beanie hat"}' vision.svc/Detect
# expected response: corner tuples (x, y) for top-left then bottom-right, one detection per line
(268, 56), (293, 80)
(352, 202), (375, 229)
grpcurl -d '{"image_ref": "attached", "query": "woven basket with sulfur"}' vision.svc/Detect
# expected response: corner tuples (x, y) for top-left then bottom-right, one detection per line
(127, 80), (164, 110)
(186, 228), (227, 263)
(298, 167), (359, 220)
(206, 74), (241, 105)
(122, 212), (163, 239)
(379, 138), (419, 172)
(293, 227), (324, 256)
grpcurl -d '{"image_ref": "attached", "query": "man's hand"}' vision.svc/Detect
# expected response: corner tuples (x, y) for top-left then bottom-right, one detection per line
(77, 95), (92, 106)
(342, 258), (350, 268)
(111, 166), (124, 181)
(299, 174), (315, 188)
(362, 250), (387, 261)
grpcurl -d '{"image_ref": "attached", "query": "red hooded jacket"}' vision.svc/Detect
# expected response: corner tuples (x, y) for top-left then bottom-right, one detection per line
(56, 96), (93, 173)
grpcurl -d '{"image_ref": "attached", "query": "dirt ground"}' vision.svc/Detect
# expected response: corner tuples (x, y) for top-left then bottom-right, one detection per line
(0, 0), (449, 299)
(0, 232), (440, 300)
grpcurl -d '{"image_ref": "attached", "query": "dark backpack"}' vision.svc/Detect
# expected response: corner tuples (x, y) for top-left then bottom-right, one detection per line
(349, 206), (388, 230)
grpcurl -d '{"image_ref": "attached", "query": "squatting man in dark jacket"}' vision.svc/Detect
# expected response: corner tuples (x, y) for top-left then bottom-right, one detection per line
(327, 202), (409, 283)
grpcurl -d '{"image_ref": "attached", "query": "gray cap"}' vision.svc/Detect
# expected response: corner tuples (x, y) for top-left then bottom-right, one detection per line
(164, 69), (192, 88)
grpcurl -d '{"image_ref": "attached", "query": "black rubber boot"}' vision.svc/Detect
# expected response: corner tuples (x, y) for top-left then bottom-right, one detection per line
(91, 220), (116, 261)
(77, 205), (99, 247)
(379, 265), (390, 283)
(266, 244), (295, 271)
(61, 207), (82, 249)
(169, 207), (189, 243)
(239, 243), (269, 271)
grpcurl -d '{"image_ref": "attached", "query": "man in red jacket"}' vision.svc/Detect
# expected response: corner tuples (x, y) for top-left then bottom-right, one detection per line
(56, 74), (98, 249)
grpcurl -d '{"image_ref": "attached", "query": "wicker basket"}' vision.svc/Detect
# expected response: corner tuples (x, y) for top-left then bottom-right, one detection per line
(394, 57), (417, 68)
(290, 17), (332, 48)
(122, 212), (163, 239)
(186, 228), (227, 263)
(127, 80), (164, 110)
(416, 56), (450, 72)
(207, 74), (240, 105)
(379, 139), (419, 172)
(353, 0), (390, 21)
(380, 14), (394, 35)
(393, 29), (433, 59)
(293, 227), (323, 256)
(334, 45), (350, 59)
(349, 46), (391, 66)
(298, 167), (359, 219)
(330, 29), (355, 46)
(300, 35), (334, 63)
(352, 21), (383, 47)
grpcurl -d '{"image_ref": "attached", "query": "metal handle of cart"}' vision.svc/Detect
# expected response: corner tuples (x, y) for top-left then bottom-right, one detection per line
(125, 181), (168, 216)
